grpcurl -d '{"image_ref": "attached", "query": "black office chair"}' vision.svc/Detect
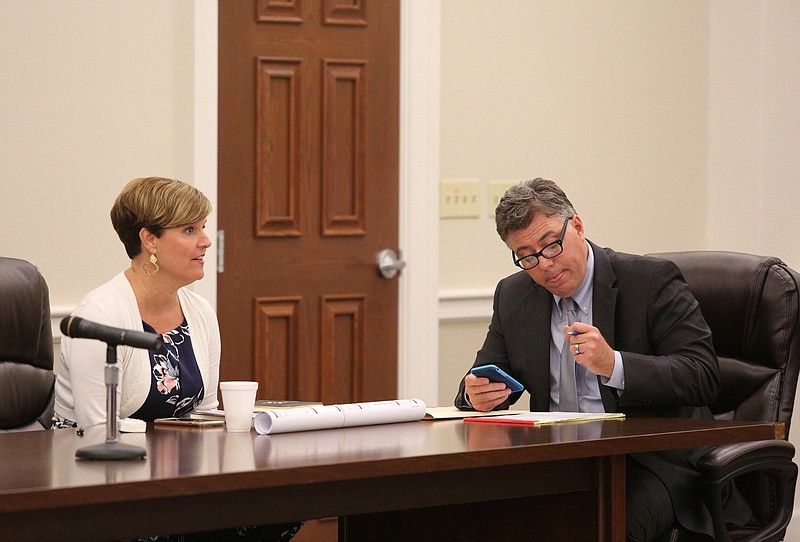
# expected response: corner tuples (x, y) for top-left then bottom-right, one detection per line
(0, 256), (55, 431)
(651, 251), (800, 542)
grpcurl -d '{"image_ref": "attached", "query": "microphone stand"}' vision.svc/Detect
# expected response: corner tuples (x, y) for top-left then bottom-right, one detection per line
(75, 343), (147, 460)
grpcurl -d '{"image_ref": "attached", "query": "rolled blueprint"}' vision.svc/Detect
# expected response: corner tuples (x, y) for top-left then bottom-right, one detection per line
(253, 398), (426, 435)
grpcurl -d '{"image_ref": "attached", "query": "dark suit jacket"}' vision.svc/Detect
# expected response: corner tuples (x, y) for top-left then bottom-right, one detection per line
(455, 241), (722, 536)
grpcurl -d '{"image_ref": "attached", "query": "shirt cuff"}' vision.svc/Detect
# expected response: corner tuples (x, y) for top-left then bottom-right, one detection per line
(601, 351), (625, 390)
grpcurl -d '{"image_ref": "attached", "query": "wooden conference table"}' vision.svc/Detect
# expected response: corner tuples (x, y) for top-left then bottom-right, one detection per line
(0, 416), (783, 542)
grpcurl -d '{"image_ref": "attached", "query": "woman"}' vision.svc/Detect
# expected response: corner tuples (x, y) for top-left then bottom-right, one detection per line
(55, 177), (302, 542)
(56, 177), (218, 426)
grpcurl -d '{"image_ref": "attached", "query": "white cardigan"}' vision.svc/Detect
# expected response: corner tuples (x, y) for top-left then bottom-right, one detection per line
(55, 271), (220, 427)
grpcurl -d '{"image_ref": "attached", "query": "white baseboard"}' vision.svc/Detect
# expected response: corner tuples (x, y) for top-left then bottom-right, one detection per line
(438, 289), (493, 324)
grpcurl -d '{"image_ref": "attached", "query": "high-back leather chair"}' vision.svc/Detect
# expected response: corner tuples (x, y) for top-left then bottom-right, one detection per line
(0, 257), (55, 431)
(651, 251), (800, 542)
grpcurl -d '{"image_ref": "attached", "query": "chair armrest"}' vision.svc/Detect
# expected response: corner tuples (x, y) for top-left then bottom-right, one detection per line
(696, 440), (797, 542)
(697, 439), (795, 480)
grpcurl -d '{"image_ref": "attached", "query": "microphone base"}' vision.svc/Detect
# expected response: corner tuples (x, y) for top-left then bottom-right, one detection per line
(75, 441), (147, 460)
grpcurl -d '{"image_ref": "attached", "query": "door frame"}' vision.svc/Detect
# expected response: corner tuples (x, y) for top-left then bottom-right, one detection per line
(191, 1), (441, 406)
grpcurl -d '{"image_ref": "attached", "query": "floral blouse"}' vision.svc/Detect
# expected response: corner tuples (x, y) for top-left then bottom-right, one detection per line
(131, 319), (204, 421)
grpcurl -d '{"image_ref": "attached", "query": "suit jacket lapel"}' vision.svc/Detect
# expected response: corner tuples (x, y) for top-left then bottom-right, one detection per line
(589, 242), (621, 410)
(591, 242), (617, 348)
(526, 281), (555, 412)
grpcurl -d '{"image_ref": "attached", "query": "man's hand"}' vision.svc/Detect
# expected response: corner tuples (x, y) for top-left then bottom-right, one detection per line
(464, 373), (512, 412)
(564, 322), (615, 378)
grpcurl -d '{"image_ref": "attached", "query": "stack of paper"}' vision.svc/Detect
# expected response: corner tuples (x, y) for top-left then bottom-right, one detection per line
(463, 411), (625, 426)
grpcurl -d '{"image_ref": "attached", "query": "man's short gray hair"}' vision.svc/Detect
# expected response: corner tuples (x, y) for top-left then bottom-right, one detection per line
(495, 178), (576, 243)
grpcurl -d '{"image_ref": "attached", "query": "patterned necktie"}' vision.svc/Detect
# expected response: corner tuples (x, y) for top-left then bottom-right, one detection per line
(559, 297), (579, 411)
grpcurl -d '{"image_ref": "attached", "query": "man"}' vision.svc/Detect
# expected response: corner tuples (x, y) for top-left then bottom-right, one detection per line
(455, 178), (750, 541)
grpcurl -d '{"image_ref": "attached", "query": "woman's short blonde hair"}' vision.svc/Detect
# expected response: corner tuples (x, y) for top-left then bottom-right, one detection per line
(110, 177), (212, 258)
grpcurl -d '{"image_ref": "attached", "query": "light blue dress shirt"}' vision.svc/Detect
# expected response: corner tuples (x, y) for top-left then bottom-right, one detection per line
(550, 243), (625, 412)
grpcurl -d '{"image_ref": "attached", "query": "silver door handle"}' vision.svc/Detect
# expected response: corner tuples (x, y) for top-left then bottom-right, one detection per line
(376, 249), (406, 279)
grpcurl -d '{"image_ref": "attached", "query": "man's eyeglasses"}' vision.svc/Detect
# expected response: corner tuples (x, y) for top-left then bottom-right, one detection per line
(512, 217), (571, 270)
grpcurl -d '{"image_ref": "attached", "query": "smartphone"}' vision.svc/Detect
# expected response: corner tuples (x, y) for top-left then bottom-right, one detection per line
(470, 364), (524, 393)
(154, 417), (225, 428)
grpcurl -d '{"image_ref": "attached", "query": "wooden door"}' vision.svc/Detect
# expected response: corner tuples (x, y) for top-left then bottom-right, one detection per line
(218, 1), (400, 407)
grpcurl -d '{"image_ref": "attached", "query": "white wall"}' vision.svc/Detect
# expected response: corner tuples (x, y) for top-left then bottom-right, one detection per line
(707, 1), (800, 271)
(0, 1), (198, 312)
(439, 0), (711, 295)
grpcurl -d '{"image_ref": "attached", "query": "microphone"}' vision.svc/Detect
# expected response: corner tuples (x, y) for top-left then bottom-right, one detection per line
(60, 316), (163, 351)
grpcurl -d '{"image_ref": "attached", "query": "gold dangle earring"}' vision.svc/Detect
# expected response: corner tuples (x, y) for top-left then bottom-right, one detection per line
(144, 253), (159, 276)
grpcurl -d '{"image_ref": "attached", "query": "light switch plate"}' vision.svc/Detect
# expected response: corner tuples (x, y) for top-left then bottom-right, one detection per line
(487, 180), (517, 217)
(440, 178), (480, 218)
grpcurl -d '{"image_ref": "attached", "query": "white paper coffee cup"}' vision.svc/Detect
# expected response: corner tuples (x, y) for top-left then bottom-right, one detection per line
(220, 381), (258, 432)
